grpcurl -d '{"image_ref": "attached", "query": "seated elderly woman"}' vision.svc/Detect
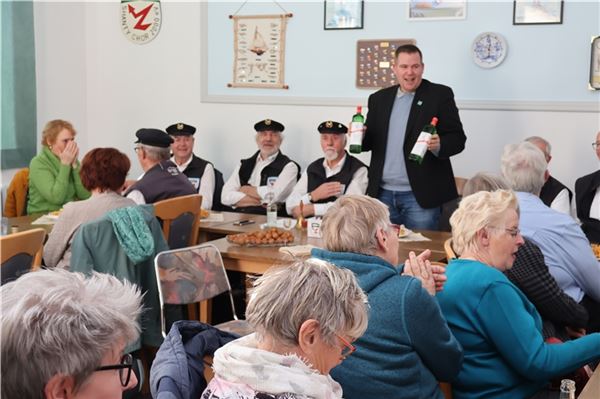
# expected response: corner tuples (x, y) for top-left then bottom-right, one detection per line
(437, 190), (600, 399)
(28, 119), (91, 214)
(1, 269), (142, 398)
(312, 195), (463, 399)
(202, 258), (369, 399)
(461, 173), (589, 341)
(44, 147), (135, 269)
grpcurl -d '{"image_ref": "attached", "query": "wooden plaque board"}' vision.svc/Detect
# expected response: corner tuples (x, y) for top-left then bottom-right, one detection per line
(356, 39), (416, 89)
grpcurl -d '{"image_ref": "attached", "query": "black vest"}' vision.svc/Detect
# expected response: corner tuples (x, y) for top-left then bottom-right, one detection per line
(307, 153), (366, 204)
(180, 155), (225, 210)
(125, 160), (196, 204)
(540, 175), (573, 208)
(238, 151), (299, 187)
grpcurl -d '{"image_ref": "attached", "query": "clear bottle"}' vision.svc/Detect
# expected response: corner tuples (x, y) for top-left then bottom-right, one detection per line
(265, 191), (277, 227)
(559, 379), (575, 399)
(349, 105), (365, 154)
(408, 117), (438, 164)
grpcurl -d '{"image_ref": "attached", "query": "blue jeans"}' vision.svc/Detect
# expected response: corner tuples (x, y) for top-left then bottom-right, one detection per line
(378, 189), (441, 230)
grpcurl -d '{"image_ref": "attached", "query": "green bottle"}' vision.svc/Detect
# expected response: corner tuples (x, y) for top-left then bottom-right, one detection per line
(349, 106), (365, 154)
(409, 117), (438, 164)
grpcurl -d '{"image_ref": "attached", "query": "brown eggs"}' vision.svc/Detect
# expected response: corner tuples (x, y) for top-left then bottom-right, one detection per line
(227, 228), (295, 246)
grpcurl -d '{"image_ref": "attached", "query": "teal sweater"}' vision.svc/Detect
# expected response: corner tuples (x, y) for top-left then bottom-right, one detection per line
(437, 259), (600, 399)
(27, 146), (90, 214)
(312, 248), (463, 399)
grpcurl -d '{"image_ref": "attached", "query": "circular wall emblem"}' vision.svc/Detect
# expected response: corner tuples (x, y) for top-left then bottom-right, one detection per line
(121, 0), (162, 45)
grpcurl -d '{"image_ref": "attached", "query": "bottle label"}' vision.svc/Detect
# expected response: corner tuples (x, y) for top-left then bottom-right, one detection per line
(410, 131), (431, 158)
(349, 122), (364, 146)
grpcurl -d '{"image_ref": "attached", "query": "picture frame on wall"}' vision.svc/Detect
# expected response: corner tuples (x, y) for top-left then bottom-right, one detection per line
(513, 0), (563, 25)
(324, 0), (364, 30)
(408, 0), (466, 21)
(590, 36), (600, 90)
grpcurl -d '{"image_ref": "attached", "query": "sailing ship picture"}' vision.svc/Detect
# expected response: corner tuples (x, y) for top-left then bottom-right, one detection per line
(230, 14), (289, 89)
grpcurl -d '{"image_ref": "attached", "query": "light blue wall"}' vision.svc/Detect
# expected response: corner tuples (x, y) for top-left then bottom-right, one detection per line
(207, 1), (599, 102)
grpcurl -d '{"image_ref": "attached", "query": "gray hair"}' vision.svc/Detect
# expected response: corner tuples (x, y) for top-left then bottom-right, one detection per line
(140, 143), (170, 161)
(450, 190), (519, 255)
(1, 269), (142, 398)
(501, 141), (547, 195)
(321, 195), (389, 256)
(246, 258), (368, 347)
(462, 172), (510, 198)
(525, 136), (551, 158)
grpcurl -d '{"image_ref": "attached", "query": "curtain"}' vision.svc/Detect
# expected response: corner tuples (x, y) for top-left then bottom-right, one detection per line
(1, 1), (36, 169)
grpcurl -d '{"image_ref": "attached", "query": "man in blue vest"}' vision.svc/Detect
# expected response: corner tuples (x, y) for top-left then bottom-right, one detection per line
(221, 119), (300, 214)
(286, 121), (368, 218)
(124, 128), (196, 204)
(166, 122), (219, 210)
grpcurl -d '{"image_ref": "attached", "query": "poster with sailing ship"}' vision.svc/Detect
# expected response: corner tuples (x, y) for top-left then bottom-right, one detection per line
(230, 14), (289, 89)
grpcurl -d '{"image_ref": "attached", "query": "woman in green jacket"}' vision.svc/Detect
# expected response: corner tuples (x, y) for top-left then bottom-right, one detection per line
(27, 119), (90, 214)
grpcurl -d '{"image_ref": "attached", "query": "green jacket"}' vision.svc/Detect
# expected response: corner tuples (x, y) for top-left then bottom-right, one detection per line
(70, 205), (168, 350)
(27, 146), (90, 214)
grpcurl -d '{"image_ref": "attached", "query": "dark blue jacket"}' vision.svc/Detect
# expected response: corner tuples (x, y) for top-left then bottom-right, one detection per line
(150, 321), (239, 399)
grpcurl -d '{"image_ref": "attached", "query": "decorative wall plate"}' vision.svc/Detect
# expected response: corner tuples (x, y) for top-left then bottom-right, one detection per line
(472, 32), (508, 69)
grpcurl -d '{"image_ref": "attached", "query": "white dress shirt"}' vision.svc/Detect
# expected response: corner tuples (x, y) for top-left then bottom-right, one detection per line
(549, 188), (576, 219)
(221, 151), (299, 208)
(286, 154), (368, 216)
(171, 155), (215, 210)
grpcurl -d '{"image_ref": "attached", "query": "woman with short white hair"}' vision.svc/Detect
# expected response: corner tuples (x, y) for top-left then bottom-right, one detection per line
(1, 269), (142, 399)
(202, 258), (369, 399)
(312, 194), (463, 399)
(437, 190), (600, 399)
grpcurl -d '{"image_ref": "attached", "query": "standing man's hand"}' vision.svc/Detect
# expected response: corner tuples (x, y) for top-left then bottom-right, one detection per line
(427, 135), (440, 152)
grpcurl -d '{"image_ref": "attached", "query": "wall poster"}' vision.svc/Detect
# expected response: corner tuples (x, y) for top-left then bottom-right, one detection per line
(229, 14), (290, 89)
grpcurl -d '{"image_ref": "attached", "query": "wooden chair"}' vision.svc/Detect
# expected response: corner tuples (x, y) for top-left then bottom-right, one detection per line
(440, 382), (453, 399)
(455, 176), (468, 197)
(444, 238), (457, 260)
(154, 243), (252, 338)
(3, 168), (29, 217)
(154, 194), (202, 249)
(0, 228), (45, 285)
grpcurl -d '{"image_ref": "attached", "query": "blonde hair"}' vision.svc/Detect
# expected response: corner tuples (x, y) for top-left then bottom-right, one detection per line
(246, 258), (368, 347)
(321, 195), (389, 256)
(450, 190), (519, 254)
(42, 119), (76, 147)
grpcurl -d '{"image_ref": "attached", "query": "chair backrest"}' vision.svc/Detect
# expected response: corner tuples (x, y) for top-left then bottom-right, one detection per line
(0, 228), (45, 284)
(444, 238), (458, 260)
(154, 194), (202, 249)
(3, 168), (29, 218)
(211, 167), (226, 211)
(154, 244), (240, 337)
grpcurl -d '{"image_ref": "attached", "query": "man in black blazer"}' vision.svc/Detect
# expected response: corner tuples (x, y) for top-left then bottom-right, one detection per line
(575, 131), (600, 244)
(361, 44), (466, 230)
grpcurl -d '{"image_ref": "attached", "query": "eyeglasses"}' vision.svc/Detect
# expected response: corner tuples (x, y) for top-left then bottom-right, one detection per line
(490, 226), (521, 238)
(592, 142), (600, 149)
(388, 224), (401, 236)
(336, 334), (356, 358)
(94, 353), (133, 387)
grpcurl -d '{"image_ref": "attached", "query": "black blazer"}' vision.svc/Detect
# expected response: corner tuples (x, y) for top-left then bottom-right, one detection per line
(363, 79), (466, 209)
(575, 170), (600, 243)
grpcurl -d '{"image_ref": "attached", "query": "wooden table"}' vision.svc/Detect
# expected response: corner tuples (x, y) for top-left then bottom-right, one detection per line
(208, 228), (449, 275)
(580, 365), (600, 399)
(6, 214), (54, 235)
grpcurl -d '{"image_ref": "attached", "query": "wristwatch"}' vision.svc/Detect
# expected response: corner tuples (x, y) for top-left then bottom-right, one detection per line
(307, 192), (313, 203)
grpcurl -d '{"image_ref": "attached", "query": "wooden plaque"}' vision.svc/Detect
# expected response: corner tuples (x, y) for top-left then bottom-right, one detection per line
(356, 39), (416, 89)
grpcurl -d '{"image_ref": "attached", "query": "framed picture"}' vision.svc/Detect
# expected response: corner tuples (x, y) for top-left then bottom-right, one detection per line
(590, 36), (600, 90)
(324, 0), (364, 30)
(513, 0), (563, 25)
(408, 0), (466, 21)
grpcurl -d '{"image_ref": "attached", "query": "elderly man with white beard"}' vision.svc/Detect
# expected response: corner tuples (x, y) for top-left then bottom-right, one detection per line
(286, 121), (368, 218)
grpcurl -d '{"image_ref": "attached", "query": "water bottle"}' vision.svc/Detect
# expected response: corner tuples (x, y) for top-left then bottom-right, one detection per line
(559, 379), (575, 399)
(1, 217), (8, 236)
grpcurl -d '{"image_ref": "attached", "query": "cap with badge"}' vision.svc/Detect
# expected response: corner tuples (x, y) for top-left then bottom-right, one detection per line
(318, 121), (348, 134)
(135, 128), (173, 148)
(166, 122), (196, 136)
(254, 119), (285, 132)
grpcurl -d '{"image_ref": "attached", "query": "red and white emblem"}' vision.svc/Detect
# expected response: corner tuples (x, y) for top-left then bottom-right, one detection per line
(121, 0), (161, 44)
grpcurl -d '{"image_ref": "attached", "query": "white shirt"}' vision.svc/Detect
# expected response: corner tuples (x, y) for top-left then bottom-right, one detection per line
(286, 154), (369, 216)
(590, 187), (600, 220)
(171, 155), (215, 210)
(549, 188), (576, 219)
(221, 151), (299, 207)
